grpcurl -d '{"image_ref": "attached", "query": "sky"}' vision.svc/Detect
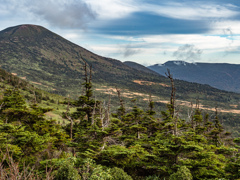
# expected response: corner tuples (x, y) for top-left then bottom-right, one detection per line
(1, 0), (240, 66)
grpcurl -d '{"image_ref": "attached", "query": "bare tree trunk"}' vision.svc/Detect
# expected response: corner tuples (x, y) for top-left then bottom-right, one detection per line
(91, 96), (96, 125)
(65, 95), (73, 139)
(116, 87), (125, 117)
(0, 102), (4, 110)
(107, 90), (111, 124)
(137, 122), (140, 139)
(187, 101), (193, 122)
(103, 90), (112, 128)
(99, 102), (104, 130)
(84, 62), (88, 95)
(165, 69), (176, 117)
(173, 110), (179, 136)
(89, 65), (92, 84)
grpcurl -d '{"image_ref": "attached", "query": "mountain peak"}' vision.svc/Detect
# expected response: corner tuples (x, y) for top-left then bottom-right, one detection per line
(164, 60), (187, 66)
(0, 24), (53, 39)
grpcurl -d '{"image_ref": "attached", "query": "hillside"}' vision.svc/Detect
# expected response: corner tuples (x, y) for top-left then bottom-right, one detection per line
(0, 66), (70, 123)
(0, 25), (168, 96)
(148, 61), (240, 93)
(1, 25), (240, 113)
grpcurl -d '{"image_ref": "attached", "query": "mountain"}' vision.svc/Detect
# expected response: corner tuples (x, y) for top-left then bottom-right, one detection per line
(124, 61), (159, 75)
(0, 25), (170, 96)
(1, 24), (240, 113)
(148, 61), (240, 93)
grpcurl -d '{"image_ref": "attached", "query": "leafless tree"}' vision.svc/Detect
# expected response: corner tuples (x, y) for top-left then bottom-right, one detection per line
(165, 69), (176, 117)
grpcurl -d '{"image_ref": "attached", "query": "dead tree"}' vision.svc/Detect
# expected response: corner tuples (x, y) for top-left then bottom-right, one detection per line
(116, 88), (125, 117)
(91, 96), (97, 126)
(165, 69), (176, 117)
(67, 98), (73, 139)
(104, 90), (112, 128)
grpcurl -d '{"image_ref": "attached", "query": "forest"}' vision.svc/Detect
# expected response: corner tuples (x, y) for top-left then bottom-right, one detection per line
(0, 66), (240, 180)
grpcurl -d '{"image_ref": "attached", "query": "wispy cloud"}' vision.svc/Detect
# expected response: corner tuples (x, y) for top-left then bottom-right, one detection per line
(142, 2), (239, 20)
(173, 44), (203, 62)
(85, 0), (240, 21)
(223, 27), (235, 55)
(27, 0), (97, 29)
(122, 44), (142, 58)
(88, 0), (240, 36)
(223, 28), (234, 42)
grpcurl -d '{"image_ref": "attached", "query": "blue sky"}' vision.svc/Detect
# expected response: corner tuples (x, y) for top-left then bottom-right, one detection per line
(1, 0), (240, 65)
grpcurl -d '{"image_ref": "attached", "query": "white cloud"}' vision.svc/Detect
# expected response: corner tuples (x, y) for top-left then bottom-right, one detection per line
(143, 2), (239, 20)
(63, 33), (81, 39)
(86, 32), (240, 64)
(85, 0), (137, 20)
(211, 20), (240, 35)
(142, 34), (240, 51)
(84, 0), (240, 21)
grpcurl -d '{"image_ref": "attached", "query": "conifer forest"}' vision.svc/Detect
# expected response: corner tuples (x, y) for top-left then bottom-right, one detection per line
(0, 65), (240, 180)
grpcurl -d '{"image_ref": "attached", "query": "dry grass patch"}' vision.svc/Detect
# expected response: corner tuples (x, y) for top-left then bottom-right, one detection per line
(133, 80), (170, 87)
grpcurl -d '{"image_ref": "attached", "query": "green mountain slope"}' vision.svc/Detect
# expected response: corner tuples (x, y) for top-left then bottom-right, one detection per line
(0, 25), (168, 96)
(0, 66), (69, 123)
(1, 24), (240, 112)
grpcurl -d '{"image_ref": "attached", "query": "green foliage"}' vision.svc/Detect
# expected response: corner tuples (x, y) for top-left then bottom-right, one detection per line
(110, 167), (133, 180)
(225, 153), (240, 179)
(89, 166), (112, 180)
(99, 144), (149, 169)
(77, 158), (132, 180)
(0, 71), (240, 180)
(54, 162), (80, 180)
(169, 166), (193, 180)
(0, 88), (69, 165)
(145, 175), (160, 180)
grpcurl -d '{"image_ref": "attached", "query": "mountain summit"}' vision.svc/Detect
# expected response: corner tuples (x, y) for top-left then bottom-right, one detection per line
(0, 24), (51, 38)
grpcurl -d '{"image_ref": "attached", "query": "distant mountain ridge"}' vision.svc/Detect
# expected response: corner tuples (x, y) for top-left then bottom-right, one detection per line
(123, 61), (159, 75)
(148, 61), (240, 93)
